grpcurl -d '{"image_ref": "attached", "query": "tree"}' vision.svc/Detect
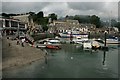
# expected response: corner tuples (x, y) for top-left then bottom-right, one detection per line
(42, 25), (48, 32)
(111, 19), (117, 27)
(115, 22), (120, 32)
(37, 11), (44, 18)
(74, 15), (80, 22)
(90, 15), (101, 28)
(48, 13), (57, 22)
(65, 15), (69, 19)
(2, 13), (10, 18)
(29, 12), (35, 16)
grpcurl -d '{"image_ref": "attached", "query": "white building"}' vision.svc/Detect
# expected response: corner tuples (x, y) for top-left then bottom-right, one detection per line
(0, 17), (27, 35)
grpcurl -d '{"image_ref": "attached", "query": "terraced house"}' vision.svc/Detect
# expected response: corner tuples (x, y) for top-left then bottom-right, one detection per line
(48, 19), (96, 34)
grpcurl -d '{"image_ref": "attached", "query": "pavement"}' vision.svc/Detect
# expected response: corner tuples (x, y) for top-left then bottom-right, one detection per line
(2, 37), (45, 70)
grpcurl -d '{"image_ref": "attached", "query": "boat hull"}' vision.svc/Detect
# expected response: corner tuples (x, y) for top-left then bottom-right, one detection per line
(46, 45), (61, 49)
(106, 39), (120, 44)
(59, 33), (88, 38)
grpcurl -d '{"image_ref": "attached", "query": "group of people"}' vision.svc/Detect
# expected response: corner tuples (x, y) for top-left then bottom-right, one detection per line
(16, 37), (25, 47)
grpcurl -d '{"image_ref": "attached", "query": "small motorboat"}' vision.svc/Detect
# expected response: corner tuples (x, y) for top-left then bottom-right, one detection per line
(82, 40), (92, 50)
(46, 45), (61, 49)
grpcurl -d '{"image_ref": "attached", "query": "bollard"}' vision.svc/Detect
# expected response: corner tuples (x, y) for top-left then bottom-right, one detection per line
(8, 43), (11, 46)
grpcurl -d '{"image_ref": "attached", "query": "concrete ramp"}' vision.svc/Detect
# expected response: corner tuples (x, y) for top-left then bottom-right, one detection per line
(25, 33), (34, 44)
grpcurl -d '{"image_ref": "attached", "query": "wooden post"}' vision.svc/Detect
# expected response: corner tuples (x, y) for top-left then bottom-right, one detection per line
(102, 31), (108, 65)
(88, 31), (90, 39)
(102, 51), (106, 65)
(104, 31), (107, 47)
(70, 30), (73, 43)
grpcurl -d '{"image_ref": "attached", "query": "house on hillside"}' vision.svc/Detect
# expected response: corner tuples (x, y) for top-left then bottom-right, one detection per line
(48, 20), (96, 34)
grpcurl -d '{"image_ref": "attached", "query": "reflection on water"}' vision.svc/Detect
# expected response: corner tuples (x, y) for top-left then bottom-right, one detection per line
(3, 44), (119, 78)
(0, 39), (2, 79)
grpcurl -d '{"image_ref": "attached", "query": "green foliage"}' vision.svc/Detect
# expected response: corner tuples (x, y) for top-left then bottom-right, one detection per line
(28, 11), (50, 32)
(2, 13), (10, 18)
(115, 22), (120, 32)
(48, 13), (57, 22)
(66, 15), (101, 28)
(90, 15), (100, 28)
(37, 11), (44, 18)
(42, 25), (48, 32)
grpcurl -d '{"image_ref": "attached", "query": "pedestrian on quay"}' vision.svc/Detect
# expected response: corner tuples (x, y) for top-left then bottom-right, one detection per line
(21, 38), (25, 47)
(16, 38), (20, 45)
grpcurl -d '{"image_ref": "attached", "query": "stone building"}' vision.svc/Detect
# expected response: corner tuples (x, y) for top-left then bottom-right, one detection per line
(48, 20), (96, 34)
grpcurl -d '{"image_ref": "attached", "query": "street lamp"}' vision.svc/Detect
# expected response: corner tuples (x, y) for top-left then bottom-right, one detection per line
(104, 30), (108, 47)
(102, 30), (108, 65)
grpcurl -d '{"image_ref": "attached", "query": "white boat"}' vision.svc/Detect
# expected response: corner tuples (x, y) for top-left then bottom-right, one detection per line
(45, 39), (61, 45)
(82, 40), (92, 50)
(105, 36), (119, 44)
(106, 39), (119, 44)
(81, 40), (104, 50)
(59, 31), (88, 38)
(73, 36), (88, 44)
(34, 38), (61, 48)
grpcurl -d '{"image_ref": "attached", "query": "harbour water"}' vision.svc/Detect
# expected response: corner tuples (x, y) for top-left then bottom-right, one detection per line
(3, 43), (119, 78)
(0, 37), (2, 79)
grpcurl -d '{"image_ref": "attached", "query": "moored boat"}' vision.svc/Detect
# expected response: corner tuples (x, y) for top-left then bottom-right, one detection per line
(105, 36), (119, 44)
(46, 45), (61, 49)
(34, 38), (61, 49)
(73, 36), (88, 44)
(82, 40), (92, 50)
(59, 31), (88, 38)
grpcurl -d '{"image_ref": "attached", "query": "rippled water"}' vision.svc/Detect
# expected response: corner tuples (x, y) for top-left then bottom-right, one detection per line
(3, 44), (119, 78)
(0, 38), (2, 79)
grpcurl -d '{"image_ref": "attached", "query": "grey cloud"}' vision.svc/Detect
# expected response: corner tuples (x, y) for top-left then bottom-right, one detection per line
(2, 2), (50, 13)
(67, 2), (106, 11)
(1, 2), (118, 20)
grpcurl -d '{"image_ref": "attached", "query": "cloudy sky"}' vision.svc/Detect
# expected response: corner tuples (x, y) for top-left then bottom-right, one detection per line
(1, 0), (119, 20)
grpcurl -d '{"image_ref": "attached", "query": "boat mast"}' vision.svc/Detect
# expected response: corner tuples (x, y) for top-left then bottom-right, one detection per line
(109, 11), (112, 33)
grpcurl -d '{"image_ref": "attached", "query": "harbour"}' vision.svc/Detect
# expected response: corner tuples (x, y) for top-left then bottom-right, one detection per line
(1, 2), (120, 79)
(3, 43), (119, 78)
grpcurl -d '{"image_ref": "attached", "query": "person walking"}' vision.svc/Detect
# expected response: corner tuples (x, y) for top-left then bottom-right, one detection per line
(16, 38), (20, 45)
(21, 38), (25, 47)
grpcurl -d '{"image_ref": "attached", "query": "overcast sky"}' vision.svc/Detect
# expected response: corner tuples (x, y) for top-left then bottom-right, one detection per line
(1, 0), (119, 21)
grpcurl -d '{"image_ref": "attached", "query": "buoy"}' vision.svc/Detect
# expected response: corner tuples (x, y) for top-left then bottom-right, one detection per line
(71, 57), (73, 59)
